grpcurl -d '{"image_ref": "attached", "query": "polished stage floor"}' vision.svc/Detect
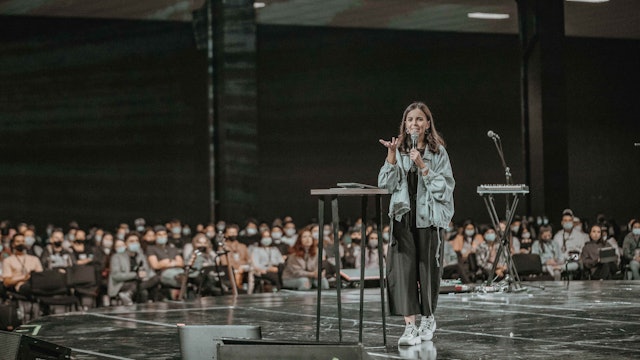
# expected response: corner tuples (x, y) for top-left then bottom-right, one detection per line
(24, 280), (640, 359)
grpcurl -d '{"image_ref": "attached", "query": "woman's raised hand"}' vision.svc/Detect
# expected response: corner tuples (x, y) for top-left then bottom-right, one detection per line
(379, 137), (400, 152)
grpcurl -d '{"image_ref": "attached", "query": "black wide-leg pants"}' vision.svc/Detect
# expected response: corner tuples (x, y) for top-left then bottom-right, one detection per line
(387, 219), (443, 317)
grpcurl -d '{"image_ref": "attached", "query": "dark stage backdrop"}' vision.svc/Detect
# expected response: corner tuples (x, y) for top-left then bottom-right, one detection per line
(257, 25), (639, 228)
(257, 25), (524, 226)
(0, 18), (637, 232)
(0, 16), (209, 230)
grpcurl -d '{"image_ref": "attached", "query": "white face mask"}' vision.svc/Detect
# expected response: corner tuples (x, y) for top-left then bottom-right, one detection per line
(25, 236), (36, 247)
(368, 239), (378, 248)
(260, 237), (273, 246)
(464, 229), (475, 237)
(246, 228), (258, 236)
(382, 232), (390, 241)
(285, 228), (296, 237)
(632, 228), (640, 236)
(521, 232), (531, 239)
(271, 231), (283, 240)
(312, 232), (319, 240)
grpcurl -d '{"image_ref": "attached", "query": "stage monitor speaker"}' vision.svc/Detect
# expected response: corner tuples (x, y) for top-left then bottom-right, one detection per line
(217, 339), (372, 360)
(177, 324), (261, 360)
(0, 330), (71, 360)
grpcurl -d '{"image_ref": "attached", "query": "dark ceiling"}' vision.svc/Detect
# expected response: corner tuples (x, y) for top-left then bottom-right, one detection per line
(0, 0), (638, 39)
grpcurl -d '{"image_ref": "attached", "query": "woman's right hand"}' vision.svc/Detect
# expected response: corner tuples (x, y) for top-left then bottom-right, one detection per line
(379, 137), (400, 164)
(379, 137), (400, 152)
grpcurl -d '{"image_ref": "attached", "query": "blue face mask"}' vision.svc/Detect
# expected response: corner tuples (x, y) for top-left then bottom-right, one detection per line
(156, 236), (168, 245)
(485, 233), (497, 242)
(562, 222), (574, 231)
(116, 247), (126, 254)
(465, 229), (475, 237)
(127, 243), (140, 253)
(633, 228), (640, 236)
(172, 227), (182, 235)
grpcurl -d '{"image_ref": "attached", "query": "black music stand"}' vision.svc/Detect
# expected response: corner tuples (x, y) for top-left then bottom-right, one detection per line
(477, 185), (529, 292)
(310, 186), (390, 346)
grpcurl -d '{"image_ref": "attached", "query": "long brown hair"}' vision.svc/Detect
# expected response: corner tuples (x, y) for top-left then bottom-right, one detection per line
(397, 101), (446, 154)
(290, 225), (317, 258)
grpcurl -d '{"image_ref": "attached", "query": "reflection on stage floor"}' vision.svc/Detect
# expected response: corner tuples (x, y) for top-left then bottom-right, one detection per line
(21, 280), (640, 359)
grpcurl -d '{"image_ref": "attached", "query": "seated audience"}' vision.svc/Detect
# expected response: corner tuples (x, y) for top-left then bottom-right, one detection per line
(531, 225), (568, 280)
(251, 230), (284, 291)
(451, 219), (484, 280)
(581, 224), (616, 280)
(282, 226), (328, 291)
(41, 229), (73, 270)
(2, 234), (44, 297)
(553, 210), (587, 262)
(146, 226), (184, 297)
(476, 226), (507, 280)
(216, 224), (251, 291)
(108, 235), (159, 305)
(622, 219), (640, 280)
(270, 225), (290, 259)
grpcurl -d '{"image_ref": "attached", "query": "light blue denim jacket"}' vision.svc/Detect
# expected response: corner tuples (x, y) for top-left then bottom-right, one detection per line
(377, 145), (455, 229)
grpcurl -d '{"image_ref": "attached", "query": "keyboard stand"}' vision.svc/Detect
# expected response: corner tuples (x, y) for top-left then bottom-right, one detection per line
(479, 191), (527, 292)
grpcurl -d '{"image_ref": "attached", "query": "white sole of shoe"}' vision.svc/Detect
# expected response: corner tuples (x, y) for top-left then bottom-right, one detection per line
(420, 331), (433, 341)
(398, 337), (422, 346)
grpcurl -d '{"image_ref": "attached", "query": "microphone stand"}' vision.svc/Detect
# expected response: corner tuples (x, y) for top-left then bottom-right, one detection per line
(486, 134), (529, 292)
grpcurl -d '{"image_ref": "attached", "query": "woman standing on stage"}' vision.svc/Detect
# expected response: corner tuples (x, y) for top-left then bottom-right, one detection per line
(378, 101), (455, 346)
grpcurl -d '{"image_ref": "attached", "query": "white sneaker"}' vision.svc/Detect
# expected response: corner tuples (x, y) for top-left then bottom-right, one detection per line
(419, 315), (436, 340)
(118, 291), (133, 306)
(398, 323), (421, 346)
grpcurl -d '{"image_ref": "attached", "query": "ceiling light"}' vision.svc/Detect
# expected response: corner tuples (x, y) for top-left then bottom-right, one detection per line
(566, 0), (609, 3)
(254, 2), (266, 9)
(467, 12), (510, 20)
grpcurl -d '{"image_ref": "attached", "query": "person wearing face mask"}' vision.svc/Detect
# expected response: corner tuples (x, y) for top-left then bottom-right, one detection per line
(270, 225), (290, 260)
(341, 229), (361, 269)
(134, 218), (146, 233)
(141, 228), (157, 253)
(451, 219), (484, 281)
(476, 227), (507, 280)
(108, 235), (159, 305)
(599, 223), (621, 267)
(251, 230), (284, 292)
(515, 223), (534, 254)
(239, 218), (260, 247)
(622, 219), (640, 280)
(281, 226), (329, 291)
(580, 224), (615, 280)
(183, 233), (220, 296)
(146, 225), (185, 298)
(69, 230), (94, 266)
(363, 232), (383, 270)
(381, 225), (391, 258)
(23, 228), (44, 258)
(281, 221), (298, 247)
(216, 224), (250, 292)
(553, 210), (587, 262)
(531, 225), (567, 280)
(41, 229), (73, 270)
(167, 219), (188, 249)
(2, 234), (43, 297)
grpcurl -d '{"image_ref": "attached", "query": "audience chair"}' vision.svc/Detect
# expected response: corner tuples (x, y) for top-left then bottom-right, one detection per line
(512, 253), (554, 281)
(30, 269), (78, 315)
(66, 265), (99, 310)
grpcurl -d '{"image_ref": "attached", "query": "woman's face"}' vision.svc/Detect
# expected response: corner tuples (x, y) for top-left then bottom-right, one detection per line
(589, 226), (601, 241)
(300, 231), (313, 248)
(405, 108), (430, 136)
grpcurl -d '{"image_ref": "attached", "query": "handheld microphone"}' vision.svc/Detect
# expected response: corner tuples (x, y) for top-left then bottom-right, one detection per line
(487, 130), (500, 140)
(410, 131), (419, 149)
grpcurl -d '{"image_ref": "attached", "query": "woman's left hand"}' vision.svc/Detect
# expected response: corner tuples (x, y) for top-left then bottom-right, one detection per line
(409, 148), (425, 169)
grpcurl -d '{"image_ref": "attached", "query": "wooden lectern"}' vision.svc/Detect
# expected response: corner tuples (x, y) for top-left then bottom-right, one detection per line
(310, 186), (390, 345)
